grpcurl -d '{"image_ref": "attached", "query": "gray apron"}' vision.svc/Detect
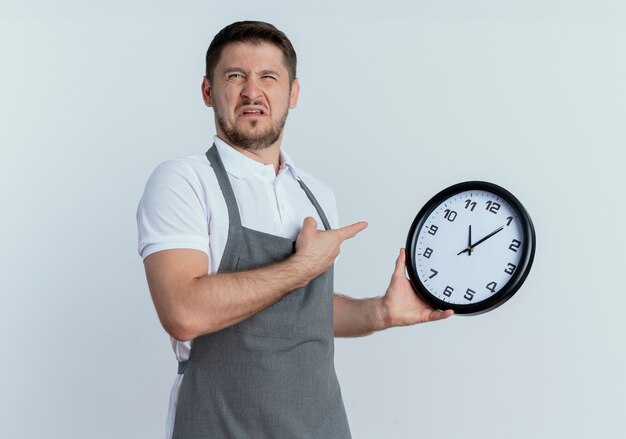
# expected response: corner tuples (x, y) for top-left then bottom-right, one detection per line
(171, 145), (351, 439)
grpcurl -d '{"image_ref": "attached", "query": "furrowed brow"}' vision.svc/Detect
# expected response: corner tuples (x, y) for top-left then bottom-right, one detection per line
(222, 67), (246, 74)
(258, 69), (280, 77)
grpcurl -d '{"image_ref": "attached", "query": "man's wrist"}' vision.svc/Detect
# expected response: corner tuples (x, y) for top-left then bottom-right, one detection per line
(286, 253), (319, 288)
(373, 296), (392, 332)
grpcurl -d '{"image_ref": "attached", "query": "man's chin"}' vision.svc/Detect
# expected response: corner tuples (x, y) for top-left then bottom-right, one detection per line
(218, 115), (286, 150)
(223, 130), (281, 151)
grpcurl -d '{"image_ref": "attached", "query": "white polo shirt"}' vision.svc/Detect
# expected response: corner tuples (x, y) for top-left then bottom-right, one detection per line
(136, 136), (339, 438)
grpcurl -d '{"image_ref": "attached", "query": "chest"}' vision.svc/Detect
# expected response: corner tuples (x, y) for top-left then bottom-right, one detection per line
(203, 171), (329, 274)
(230, 173), (325, 239)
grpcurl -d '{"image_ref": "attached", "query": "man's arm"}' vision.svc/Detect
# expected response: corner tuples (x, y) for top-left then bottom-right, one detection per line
(144, 217), (367, 342)
(333, 293), (386, 337)
(333, 248), (454, 337)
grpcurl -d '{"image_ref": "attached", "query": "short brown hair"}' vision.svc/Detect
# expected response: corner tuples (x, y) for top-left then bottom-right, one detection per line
(205, 21), (297, 83)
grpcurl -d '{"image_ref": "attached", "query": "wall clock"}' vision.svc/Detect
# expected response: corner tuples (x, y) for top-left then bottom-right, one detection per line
(405, 181), (536, 315)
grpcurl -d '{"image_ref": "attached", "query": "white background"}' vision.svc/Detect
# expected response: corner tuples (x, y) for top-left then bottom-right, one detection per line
(1, 1), (625, 438)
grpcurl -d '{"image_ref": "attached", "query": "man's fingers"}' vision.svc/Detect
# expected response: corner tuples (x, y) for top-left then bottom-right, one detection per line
(393, 248), (406, 277)
(300, 217), (367, 242)
(302, 216), (318, 231)
(336, 221), (368, 240)
(428, 309), (455, 321)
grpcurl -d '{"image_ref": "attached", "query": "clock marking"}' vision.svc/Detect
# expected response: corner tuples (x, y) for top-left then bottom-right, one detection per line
(411, 187), (528, 306)
(409, 184), (537, 311)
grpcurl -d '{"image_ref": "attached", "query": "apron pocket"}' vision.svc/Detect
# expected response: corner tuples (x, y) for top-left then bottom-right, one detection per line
(230, 257), (300, 339)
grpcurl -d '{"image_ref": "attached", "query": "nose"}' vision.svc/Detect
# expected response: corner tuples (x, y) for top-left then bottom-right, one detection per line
(241, 78), (262, 101)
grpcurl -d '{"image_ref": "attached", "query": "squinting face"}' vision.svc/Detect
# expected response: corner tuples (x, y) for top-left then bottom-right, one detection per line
(202, 42), (299, 150)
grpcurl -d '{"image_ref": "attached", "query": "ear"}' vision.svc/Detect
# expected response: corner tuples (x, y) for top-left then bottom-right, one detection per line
(201, 76), (213, 107)
(289, 78), (300, 109)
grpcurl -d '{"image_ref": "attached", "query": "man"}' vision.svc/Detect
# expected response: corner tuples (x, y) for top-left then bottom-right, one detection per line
(137, 20), (453, 439)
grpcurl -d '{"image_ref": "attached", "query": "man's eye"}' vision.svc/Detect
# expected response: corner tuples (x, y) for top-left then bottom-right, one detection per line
(228, 73), (244, 80)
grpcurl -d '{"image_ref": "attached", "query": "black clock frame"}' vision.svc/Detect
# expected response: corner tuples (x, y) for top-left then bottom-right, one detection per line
(405, 181), (536, 315)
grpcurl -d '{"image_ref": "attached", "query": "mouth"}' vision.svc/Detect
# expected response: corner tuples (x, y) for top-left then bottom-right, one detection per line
(239, 106), (267, 118)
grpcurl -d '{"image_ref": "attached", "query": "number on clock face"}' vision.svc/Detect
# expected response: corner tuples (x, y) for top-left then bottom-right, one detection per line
(414, 190), (525, 305)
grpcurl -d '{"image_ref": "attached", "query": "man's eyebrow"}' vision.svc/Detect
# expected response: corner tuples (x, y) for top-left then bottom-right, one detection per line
(222, 67), (245, 73)
(221, 68), (281, 77)
(257, 69), (280, 76)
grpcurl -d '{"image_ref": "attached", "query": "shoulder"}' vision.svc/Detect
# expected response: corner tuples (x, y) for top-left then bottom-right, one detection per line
(146, 154), (213, 188)
(137, 154), (219, 260)
(138, 152), (226, 225)
(140, 154), (224, 204)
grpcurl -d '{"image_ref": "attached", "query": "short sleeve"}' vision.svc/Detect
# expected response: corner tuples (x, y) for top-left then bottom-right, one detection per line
(136, 160), (209, 259)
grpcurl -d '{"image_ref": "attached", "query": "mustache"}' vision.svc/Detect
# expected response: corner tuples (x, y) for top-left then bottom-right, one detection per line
(238, 99), (267, 110)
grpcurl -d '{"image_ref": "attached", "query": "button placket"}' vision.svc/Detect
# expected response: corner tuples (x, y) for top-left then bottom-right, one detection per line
(253, 167), (280, 227)
(274, 178), (291, 225)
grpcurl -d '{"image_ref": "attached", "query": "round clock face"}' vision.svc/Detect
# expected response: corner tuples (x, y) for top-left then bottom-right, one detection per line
(405, 181), (536, 315)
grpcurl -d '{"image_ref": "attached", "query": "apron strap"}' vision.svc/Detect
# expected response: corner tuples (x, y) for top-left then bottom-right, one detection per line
(297, 179), (332, 231)
(206, 143), (332, 231)
(205, 145), (242, 227)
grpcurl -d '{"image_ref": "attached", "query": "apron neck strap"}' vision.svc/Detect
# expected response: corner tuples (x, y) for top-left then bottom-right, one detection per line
(297, 179), (331, 231)
(206, 144), (242, 227)
(206, 144), (332, 231)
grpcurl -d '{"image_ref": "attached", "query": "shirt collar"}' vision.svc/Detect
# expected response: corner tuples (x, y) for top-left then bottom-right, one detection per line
(212, 135), (300, 180)
(280, 148), (300, 180)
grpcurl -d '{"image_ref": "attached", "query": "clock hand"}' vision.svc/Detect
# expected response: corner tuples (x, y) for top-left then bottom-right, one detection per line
(471, 225), (504, 249)
(457, 225), (504, 256)
(458, 225), (472, 256)
(457, 225), (474, 256)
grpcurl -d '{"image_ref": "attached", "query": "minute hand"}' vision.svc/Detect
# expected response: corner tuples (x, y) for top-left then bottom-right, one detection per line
(470, 226), (504, 249)
(458, 226), (505, 255)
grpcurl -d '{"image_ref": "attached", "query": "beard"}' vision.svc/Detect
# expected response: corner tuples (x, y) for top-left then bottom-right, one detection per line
(216, 100), (289, 151)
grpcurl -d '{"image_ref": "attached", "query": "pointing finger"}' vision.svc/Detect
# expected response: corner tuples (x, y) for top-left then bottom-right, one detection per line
(336, 221), (368, 240)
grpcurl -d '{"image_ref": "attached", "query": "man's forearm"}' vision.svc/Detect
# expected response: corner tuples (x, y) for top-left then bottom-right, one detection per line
(146, 251), (316, 342)
(145, 218), (368, 342)
(333, 293), (389, 337)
